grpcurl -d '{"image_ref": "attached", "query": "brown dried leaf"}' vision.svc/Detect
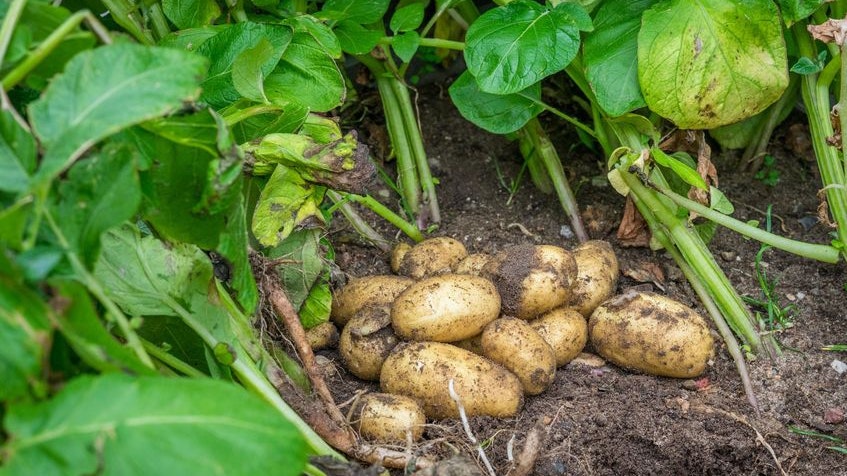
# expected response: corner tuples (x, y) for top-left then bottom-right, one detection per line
(687, 131), (717, 209)
(808, 19), (847, 46)
(616, 197), (651, 247)
(622, 261), (666, 291)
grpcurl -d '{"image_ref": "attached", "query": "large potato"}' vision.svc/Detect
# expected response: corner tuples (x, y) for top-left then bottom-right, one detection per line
(453, 253), (491, 276)
(481, 318), (556, 395)
(391, 274), (500, 342)
(331, 275), (414, 326)
(398, 237), (468, 279)
(482, 244), (578, 319)
(390, 242), (413, 274)
(530, 307), (588, 367)
(380, 342), (523, 419)
(568, 240), (619, 317)
(352, 393), (426, 444)
(339, 306), (399, 381)
(589, 290), (715, 378)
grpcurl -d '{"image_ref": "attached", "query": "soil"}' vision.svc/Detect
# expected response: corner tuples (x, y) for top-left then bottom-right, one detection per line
(322, 84), (847, 475)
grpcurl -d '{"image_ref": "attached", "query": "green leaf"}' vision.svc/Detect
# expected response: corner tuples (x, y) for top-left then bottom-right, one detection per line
(0, 272), (51, 401)
(638, 0), (788, 129)
(50, 143), (142, 268)
(334, 21), (382, 55)
(232, 38), (276, 103)
(650, 147), (707, 190)
(159, 26), (225, 52)
(465, 0), (590, 94)
(266, 229), (330, 328)
(265, 31), (346, 112)
(1, 374), (307, 475)
(448, 70), (543, 134)
(709, 186), (734, 214)
(197, 22), (293, 108)
(286, 15), (342, 59)
(775, 0), (825, 24)
(162, 0), (221, 29)
(317, 0), (390, 23)
(583, 0), (657, 116)
(392, 31), (420, 63)
(390, 2), (425, 33)
(790, 51), (827, 75)
(0, 197), (31, 250)
(0, 110), (37, 193)
(225, 101), (310, 143)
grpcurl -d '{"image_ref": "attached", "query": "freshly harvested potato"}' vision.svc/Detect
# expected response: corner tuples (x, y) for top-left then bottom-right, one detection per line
(530, 307), (588, 367)
(482, 244), (578, 319)
(331, 275), (414, 326)
(391, 274), (500, 342)
(589, 290), (715, 378)
(568, 240), (620, 317)
(339, 306), (399, 381)
(481, 317), (556, 395)
(453, 253), (491, 276)
(305, 321), (339, 351)
(352, 393), (426, 444)
(380, 342), (523, 419)
(390, 242), (413, 274)
(398, 237), (468, 279)
(453, 333), (484, 355)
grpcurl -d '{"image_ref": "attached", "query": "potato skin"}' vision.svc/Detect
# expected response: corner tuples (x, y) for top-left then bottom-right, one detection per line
(380, 342), (523, 419)
(483, 244), (578, 320)
(453, 253), (491, 276)
(305, 321), (339, 351)
(331, 275), (414, 326)
(398, 237), (468, 279)
(339, 307), (399, 381)
(390, 242), (413, 274)
(481, 317), (556, 395)
(530, 307), (588, 367)
(589, 290), (715, 378)
(568, 240), (619, 317)
(391, 274), (500, 342)
(353, 393), (426, 443)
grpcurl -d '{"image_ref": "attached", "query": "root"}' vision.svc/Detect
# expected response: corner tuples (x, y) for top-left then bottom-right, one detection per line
(509, 416), (550, 476)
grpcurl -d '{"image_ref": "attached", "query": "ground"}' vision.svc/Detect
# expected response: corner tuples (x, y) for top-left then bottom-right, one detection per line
(322, 84), (847, 475)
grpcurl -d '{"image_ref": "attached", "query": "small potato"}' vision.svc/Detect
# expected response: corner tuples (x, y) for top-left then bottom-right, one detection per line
(453, 333), (484, 355)
(305, 321), (339, 351)
(380, 342), (523, 419)
(331, 275), (414, 326)
(568, 240), (619, 317)
(391, 274), (500, 342)
(339, 306), (399, 381)
(481, 317), (556, 395)
(352, 393), (426, 443)
(530, 307), (588, 367)
(453, 253), (491, 276)
(589, 290), (715, 378)
(390, 242), (413, 274)
(398, 237), (468, 279)
(483, 244), (578, 320)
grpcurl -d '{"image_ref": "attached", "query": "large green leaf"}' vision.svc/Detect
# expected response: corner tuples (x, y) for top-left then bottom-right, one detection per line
(583, 0), (657, 116)
(286, 15), (342, 59)
(29, 43), (207, 185)
(50, 142), (141, 268)
(638, 0), (788, 129)
(775, 0), (825, 24)
(0, 110), (37, 193)
(317, 0), (390, 24)
(0, 374), (307, 475)
(333, 21), (382, 55)
(464, 0), (591, 94)
(265, 31), (346, 112)
(0, 271), (51, 401)
(197, 22), (292, 108)
(448, 70), (543, 134)
(251, 165), (320, 247)
(162, 0), (221, 29)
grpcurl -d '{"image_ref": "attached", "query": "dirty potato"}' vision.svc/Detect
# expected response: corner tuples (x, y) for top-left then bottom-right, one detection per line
(589, 290), (715, 378)
(380, 342), (523, 419)
(352, 393), (426, 443)
(568, 240), (620, 317)
(390, 242), (413, 274)
(339, 306), (399, 381)
(453, 253), (491, 276)
(398, 237), (468, 279)
(530, 307), (588, 367)
(331, 275), (414, 326)
(305, 321), (339, 351)
(481, 317), (556, 395)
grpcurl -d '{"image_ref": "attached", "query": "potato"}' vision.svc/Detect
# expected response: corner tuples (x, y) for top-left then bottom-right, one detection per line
(398, 237), (468, 279)
(339, 306), (399, 381)
(331, 275), (414, 326)
(352, 393), (426, 444)
(453, 333), (484, 355)
(305, 321), (339, 351)
(530, 307), (588, 367)
(390, 242), (412, 274)
(391, 274), (500, 342)
(481, 317), (556, 395)
(380, 342), (523, 419)
(453, 253), (491, 276)
(568, 240), (619, 317)
(482, 244), (578, 319)
(589, 290), (715, 378)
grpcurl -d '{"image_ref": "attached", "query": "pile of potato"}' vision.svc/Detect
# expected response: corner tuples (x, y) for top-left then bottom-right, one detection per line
(312, 237), (715, 443)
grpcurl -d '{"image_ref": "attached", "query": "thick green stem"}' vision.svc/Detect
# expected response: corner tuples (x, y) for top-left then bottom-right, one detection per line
(380, 37), (465, 51)
(140, 337), (206, 378)
(147, 3), (171, 40)
(331, 191), (424, 243)
(326, 191), (392, 252)
(0, 0), (26, 70)
(741, 76), (800, 173)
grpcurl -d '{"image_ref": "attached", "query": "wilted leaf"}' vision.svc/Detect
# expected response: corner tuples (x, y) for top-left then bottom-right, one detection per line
(617, 197), (651, 247)
(1, 374), (307, 475)
(448, 71), (543, 134)
(266, 229), (331, 328)
(252, 165), (320, 247)
(638, 0), (788, 129)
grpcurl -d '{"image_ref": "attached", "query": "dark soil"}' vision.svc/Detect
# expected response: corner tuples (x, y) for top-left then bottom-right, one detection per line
(324, 85), (847, 475)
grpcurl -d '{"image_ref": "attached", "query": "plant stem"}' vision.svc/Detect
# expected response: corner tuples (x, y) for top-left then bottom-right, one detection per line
(223, 104), (285, 126)
(100, 0), (155, 44)
(326, 191), (392, 252)
(147, 3), (171, 41)
(380, 36), (465, 51)
(740, 76), (800, 173)
(139, 337), (207, 378)
(328, 191), (424, 244)
(0, 0), (26, 71)
(651, 182), (840, 264)
(522, 94), (597, 139)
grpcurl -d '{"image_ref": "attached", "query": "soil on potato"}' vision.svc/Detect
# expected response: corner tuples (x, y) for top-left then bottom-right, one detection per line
(321, 83), (847, 475)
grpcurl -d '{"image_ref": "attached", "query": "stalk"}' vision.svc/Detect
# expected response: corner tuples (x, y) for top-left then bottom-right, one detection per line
(328, 191), (424, 243)
(139, 337), (207, 378)
(100, 0), (155, 44)
(740, 76), (800, 173)
(0, 0), (26, 70)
